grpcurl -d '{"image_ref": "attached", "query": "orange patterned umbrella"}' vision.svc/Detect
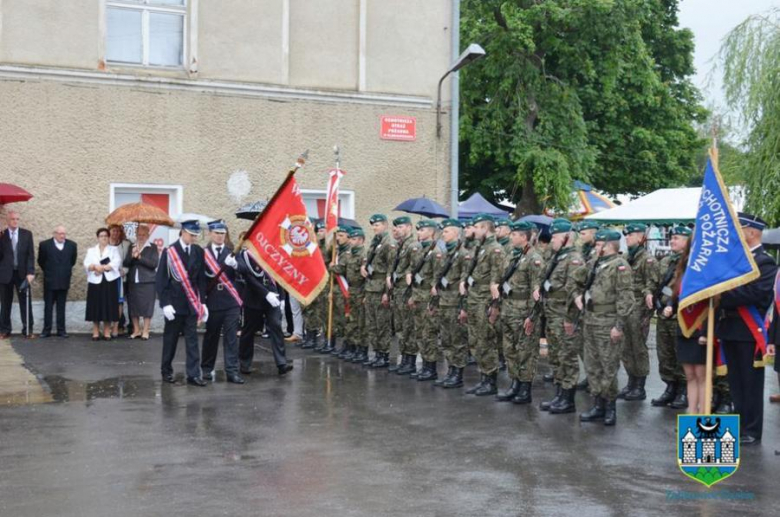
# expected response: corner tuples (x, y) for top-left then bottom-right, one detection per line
(105, 202), (175, 227)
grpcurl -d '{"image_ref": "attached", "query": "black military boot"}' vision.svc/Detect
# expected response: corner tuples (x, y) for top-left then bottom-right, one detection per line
(575, 377), (589, 391)
(540, 385), (562, 411)
(313, 333), (328, 353)
(322, 335), (337, 354)
(496, 379), (521, 402)
(442, 367), (464, 388)
(669, 382), (688, 409)
(512, 382), (533, 404)
(301, 330), (316, 349)
(363, 350), (377, 366)
(714, 392), (733, 414)
(498, 352), (507, 371)
(350, 346), (365, 363)
(434, 366), (455, 387)
(474, 372), (498, 396)
(410, 360), (427, 380)
(371, 352), (390, 369)
(467, 353), (477, 366)
(341, 345), (356, 361)
(604, 400), (617, 426)
(651, 382), (676, 407)
(616, 375), (635, 399)
(465, 374), (487, 394)
(550, 388), (576, 414)
(624, 376), (647, 401)
(388, 355), (406, 373)
(580, 397), (606, 422)
(397, 355), (417, 375)
(542, 373), (554, 383)
(417, 361), (438, 382)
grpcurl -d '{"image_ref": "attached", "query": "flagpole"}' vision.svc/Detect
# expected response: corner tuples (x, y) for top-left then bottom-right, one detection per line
(326, 146), (340, 347)
(704, 119), (719, 416)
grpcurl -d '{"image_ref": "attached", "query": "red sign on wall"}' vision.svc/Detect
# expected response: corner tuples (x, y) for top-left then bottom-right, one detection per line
(380, 116), (417, 141)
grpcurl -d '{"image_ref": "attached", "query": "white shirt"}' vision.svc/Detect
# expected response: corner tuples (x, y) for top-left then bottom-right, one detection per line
(179, 238), (191, 255)
(84, 245), (122, 284)
(54, 239), (65, 251)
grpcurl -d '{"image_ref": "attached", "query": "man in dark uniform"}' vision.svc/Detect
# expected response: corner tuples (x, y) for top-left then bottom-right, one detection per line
(157, 220), (209, 386)
(716, 212), (776, 445)
(200, 220), (244, 384)
(237, 245), (293, 376)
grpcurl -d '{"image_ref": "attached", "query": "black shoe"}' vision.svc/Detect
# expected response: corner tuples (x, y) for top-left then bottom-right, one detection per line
(624, 376), (647, 401)
(575, 377), (589, 391)
(202, 372), (214, 381)
(321, 336), (337, 354)
(550, 388), (576, 414)
(651, 382), (676, 407)
(226, 374), (245, 384)
(363, 352), (376, 367)
(240, 367), (253, 375)
(352, 347), (368, 363)
(512, 382), (533, 404)
(434, 366), (455, 387)
(543, 373), (554, 383)
(714, 399), (734, 414)
(162, 373), (175, 384)
(40, 331), (51, 339)
(417, 361), (438, 382)
(616, 375), (634, 400)
(278, 364), (294, 376)
(370, 352), (389, 369)
(603, 400), (617, 426)
(474, 372), (498, 396)
(57, 332), (69, 339)
(342, 346), (356, 361)
(540, 386), (562, 411)
(465, 374), (487, 395)
(301, 331), (317, 349)
(397, 355), (417, 375)
(388, 355), (406, 372)
(187, 377), (207, 387)
(442, 367), (464, 389)
(739, 435), (761, 446)
(580, 397), (606, 422)
(496, 379), (521, 402)
(669, 382), (688, 409)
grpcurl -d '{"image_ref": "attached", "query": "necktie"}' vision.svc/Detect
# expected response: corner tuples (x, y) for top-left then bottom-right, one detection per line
(216, 246), (222, 256)
(11, 230), (18, 269)
(184, 245), (190, 256)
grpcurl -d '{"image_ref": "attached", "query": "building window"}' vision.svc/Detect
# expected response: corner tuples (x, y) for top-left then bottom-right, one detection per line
(301, 190), (355, 222)
(106, 1), (186, 68)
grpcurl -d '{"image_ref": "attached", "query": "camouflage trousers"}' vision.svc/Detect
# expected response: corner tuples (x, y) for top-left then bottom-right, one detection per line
(412, 296), (439, 362)
(656, 317), (686, 383)
(326, 291), (346, 338)
(714, 371), (730, 396)
(621, 306), (651, 377)
(467, 294), (499, 375)
(304, 293), (324, 332)
(395, 296), (416, 355)
(501, 301), (541, 382)
(439, 304), (468, 368)
(364, 291), (393, 353)
(583, 314), (623, 401)
(344, 293), (365, 346)
(546, 313), (580, 389)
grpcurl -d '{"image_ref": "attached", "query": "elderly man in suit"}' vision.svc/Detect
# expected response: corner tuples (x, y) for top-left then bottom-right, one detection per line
(37, 225), (78, 338)
(0, 211), (36, 338)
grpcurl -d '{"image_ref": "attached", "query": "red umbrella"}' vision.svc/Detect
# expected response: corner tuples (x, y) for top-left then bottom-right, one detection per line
(0, 183), (33, 204)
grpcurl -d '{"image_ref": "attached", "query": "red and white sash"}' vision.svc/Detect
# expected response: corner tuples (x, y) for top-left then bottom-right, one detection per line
(167, 246), (205, 319)
(204, 249), (243, 307)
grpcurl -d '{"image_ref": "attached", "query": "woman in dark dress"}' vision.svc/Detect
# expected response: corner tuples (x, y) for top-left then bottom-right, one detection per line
(123, 224), (159, 340)
(84, 228), (122, 340)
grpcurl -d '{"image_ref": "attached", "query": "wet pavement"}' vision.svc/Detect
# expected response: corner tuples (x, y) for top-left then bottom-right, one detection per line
(0, 333), (778, 517)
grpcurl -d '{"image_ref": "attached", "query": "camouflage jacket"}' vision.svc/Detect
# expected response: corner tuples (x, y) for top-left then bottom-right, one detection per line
(626, 246), (655, 302)
(582, 253), (634, 330)
(345, 245), (366, 298)
(407, 240), (436, 303)
(464, 235), (504, 298)
(542, 246), (583, 320)
(328, 244), (351, 299)
(391, 233), (414, 290)
(502, 245), (544, 311)
(648, 252), (681, 316)
(432, 241), (465, 307)
(364, 231), (397, 293)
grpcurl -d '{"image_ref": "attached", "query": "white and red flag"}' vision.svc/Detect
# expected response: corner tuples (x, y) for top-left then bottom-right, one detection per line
(324, 168), (345, 237)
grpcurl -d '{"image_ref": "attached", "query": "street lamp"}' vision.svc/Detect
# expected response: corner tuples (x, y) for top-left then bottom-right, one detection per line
(436, 43), (485, 138)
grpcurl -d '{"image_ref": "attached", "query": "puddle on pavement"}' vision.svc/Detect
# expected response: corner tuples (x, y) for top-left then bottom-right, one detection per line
(41, 375), (161, 402)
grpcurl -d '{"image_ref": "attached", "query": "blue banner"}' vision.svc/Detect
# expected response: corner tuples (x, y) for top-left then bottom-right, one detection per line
(678, 153), (758, 335)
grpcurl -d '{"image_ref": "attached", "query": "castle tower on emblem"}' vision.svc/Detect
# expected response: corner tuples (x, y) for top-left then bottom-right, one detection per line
(681, 428), (697, 464)
(720, 428), (735, 463)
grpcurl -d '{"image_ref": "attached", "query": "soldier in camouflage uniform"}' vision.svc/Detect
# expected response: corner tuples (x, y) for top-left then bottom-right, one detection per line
(344, 227), (367, 363)
(495, 218), (512, 370)
(459, 220), (479, 368)
(389, 217), (416, 373)
(361, 214), (397, 368)
(577, 229), (634, 426)
(404, 219), (439, 381)
(616, 223), (655, 401)
(325, 226), (351, 355)
(302, 223), (328, 350)
(431, 219), (467, 388)
(540, 219), (584, 414)
(496, 221), (544, 404)
(572, 220), (600, 390)
(648, 225), (690, 409)
(460, 213), (505, 396)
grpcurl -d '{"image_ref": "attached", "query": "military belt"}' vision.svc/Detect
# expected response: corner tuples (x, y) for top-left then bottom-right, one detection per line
(545, 290), (567, 300)
(589, 303), (616, 314)
(506, 291), (531, 301)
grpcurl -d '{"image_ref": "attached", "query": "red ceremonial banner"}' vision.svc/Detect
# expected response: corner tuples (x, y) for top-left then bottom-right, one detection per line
(244, 175), (328, 305)
(325, 168), (345, 236)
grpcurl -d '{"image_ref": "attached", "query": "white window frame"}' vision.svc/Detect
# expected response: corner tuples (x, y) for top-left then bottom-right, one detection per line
(105, 0), (188, 69)
(301, 189), (356, 220)
(110, 183), (183, 243)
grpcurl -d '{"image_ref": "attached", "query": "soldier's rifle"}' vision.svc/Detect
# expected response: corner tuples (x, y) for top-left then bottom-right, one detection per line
(428, 239), (464, 311)
(571, 248), (604, 331)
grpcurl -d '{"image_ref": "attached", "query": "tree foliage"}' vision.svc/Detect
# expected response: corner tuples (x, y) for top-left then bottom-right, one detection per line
(459, 0), (705, 216)
(720, 8), (780, 224)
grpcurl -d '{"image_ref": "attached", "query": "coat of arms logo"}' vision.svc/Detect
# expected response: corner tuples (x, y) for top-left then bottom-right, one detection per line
(677, 414), (740, 487)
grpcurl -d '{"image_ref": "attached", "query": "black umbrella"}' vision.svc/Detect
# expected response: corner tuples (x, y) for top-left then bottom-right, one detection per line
(310, 217), (361, 229)
(393, 196), (450, 218)
(235, 200), (268, 221)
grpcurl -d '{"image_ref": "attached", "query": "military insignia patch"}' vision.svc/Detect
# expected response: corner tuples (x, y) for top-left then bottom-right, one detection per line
(677, 414), (740, 487)
(279, 215), (318, 257)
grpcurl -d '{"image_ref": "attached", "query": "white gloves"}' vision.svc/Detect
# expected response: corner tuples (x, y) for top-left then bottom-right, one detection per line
(162, 305), (176, 321)
(265, 292), (281, 308)
(201, 306), (209, 323)
(224, 255), (238, 269)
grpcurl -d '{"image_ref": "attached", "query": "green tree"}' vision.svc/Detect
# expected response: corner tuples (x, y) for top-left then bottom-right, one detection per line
(459, 0), (705, 216)
(720, 8), (780, 224)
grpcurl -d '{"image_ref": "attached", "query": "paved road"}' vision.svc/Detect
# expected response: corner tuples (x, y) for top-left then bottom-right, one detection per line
(0, 333), (777, 517)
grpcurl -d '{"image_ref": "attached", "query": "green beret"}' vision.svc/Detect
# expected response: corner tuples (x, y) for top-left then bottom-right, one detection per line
(314, 222), (325, 231)
(671, 225), (692, 237)
(349, 227), (365, 238)
(596, 229), (622, 242)
(495, 218), (511, 227)
(336, 225), (351, 234)
(464, 218), (476, 227)
(369, 214), (388, 224)
(440, 218), (462, 229)
(393, 216), (412, 227)
(549, 218), (573, 234)
(578, 220), (600, 231)
(624, 223), (647, 234)
(511, 221), (536, 232)
(471, 213), (495, 225)
(416, 219), (438, 230)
